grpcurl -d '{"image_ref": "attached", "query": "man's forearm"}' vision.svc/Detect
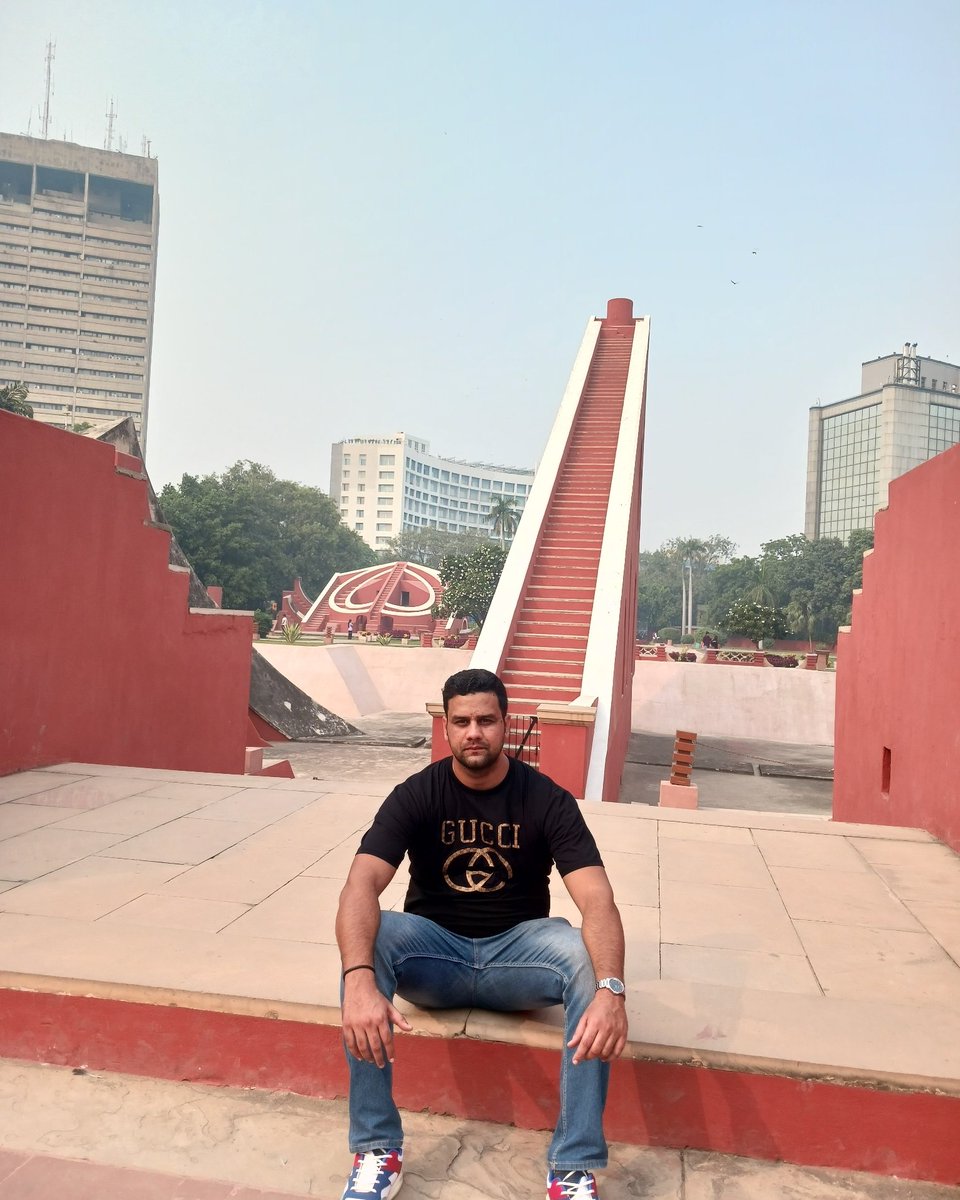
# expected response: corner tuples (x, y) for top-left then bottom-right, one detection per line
(579, 896), (625, 980)
(336, 880), (383, 970)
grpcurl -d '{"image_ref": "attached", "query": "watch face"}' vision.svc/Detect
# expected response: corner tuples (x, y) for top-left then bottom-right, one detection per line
(598, 977), (625, 995)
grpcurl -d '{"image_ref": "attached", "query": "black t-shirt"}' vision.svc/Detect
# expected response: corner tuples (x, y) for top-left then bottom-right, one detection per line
(357, 757), (604, 938)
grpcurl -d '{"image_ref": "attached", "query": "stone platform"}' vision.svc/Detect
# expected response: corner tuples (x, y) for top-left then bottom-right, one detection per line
(1, 761), (959, 1185)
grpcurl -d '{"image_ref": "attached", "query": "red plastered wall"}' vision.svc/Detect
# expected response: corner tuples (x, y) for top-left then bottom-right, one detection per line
(0, 412), (252, 776)
(833, 442), (960, 851)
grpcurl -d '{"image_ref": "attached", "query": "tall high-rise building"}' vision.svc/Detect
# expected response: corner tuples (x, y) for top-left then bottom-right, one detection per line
(805, 345), (960, 542)
(330, 433), (535, 550)
(0, 132), (159, 445)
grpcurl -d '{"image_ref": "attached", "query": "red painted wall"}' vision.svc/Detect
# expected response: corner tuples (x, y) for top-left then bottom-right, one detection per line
(0, 412), (253, 776)
(834, 443), (960, 851)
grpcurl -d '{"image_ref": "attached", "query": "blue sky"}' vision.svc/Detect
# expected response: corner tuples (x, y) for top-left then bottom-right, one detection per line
(3, 1), (958, 554)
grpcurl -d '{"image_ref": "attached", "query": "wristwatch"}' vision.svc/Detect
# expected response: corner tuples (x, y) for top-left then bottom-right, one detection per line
(596, 976), (625, 996)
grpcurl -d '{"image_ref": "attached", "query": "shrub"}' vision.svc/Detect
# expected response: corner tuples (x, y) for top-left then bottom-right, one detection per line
(392, 629), (411, 640)
(659, 626), (681, 642)
(253, 609), (274, 638)
(669, 650), (697, 662)
(443, 635), (467, 648)
(280, 621), (302, 643)
(377, 634), (393, 646)
(679, 634), (695, 644)
(765, 653), (799, 668)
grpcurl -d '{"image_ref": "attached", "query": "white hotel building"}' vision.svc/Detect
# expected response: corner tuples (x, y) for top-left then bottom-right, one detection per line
(330, 433), (535, 551)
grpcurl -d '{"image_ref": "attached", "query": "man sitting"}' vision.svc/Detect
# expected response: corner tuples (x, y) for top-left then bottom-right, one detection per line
(336, 668), (627, 1200)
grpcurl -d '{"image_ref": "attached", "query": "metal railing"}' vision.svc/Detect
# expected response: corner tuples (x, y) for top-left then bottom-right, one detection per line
(507, 714), (539, 768)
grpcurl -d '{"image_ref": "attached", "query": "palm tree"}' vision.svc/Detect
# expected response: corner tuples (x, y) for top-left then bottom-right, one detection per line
(0, 381), (32, 418)
(486, 495), (519, 549)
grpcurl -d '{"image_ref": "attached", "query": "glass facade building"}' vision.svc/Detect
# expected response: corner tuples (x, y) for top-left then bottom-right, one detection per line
(806, 348), (960, 542)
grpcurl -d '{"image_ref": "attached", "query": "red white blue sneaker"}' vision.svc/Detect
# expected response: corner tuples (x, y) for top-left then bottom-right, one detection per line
(547, 1169), (599, 1200)
(342, 1148), (403, 1200)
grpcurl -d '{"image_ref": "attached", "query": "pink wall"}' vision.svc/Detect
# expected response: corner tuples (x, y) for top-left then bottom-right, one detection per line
(0, 412), (253, 776)
(834, 443), (960, 852)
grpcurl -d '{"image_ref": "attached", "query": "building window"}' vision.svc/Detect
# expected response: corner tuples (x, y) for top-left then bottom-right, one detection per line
(928, 402), (960, 457)
(380, 454), (395, 465)
(379, 470), (394, 480)
(817, 405), (880, 541)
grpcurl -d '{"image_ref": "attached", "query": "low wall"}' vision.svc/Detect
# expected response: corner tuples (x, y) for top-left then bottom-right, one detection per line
(257, 644), (835, 745)
(631, 661), (835, 745)
(254, 644), (471, 721)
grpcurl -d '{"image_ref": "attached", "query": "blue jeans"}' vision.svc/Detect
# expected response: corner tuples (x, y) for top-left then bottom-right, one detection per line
(344, 911), (609, 1171)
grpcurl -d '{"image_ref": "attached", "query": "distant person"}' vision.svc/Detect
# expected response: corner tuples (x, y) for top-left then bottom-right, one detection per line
(347, 619), (354, 640)
(336, 668), (627, 1200)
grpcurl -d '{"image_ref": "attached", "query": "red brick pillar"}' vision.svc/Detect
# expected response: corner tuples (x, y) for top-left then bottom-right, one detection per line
(537, 703), (597, 800)
(705, 648), (718, 664)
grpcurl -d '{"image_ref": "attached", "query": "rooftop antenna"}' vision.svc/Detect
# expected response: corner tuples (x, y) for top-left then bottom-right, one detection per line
(140, 135), (152, 158)
(41, 40), (55, 139)
(104, 97), (117, 151)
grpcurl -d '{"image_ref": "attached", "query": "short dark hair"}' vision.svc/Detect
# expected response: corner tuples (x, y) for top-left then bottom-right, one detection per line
(442, 669), (508, 717)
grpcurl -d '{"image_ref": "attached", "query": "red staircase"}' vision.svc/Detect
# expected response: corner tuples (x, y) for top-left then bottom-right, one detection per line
(499, 324), (633, 753)
(365, 561), (408, 633)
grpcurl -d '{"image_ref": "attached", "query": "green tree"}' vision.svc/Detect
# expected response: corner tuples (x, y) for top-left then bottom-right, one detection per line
(382, 526), (489, 567)
(0, 381), (32, 418)
(438, 544), (508, 629)
(159, 461), (375, 612)
(486, 495), (520, 548)
(663, 534), (737, 632)
(722, 599), (789, 646)
(845, 528), (874, 596)
(636, 548), (681, 634)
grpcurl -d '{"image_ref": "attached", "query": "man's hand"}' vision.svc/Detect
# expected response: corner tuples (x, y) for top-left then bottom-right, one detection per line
(341, 974), (413, 1068)
(567, 990), (628, 1065)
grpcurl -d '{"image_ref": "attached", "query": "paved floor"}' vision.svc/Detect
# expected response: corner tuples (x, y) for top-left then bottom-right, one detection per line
(0, 1059), (956, 1199)
(2, 739), (960, 1196)
(1, 758), (959, 1083)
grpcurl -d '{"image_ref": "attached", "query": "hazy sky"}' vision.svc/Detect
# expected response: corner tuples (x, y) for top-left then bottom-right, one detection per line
(3, 1), (958, 554)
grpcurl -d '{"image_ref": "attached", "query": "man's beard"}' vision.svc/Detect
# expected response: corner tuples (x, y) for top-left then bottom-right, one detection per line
(453, 744), (500, 773)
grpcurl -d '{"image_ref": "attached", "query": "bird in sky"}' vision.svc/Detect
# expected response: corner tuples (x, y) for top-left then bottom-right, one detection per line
(752, 249), (758, 255)
(730, 280), (739, 285)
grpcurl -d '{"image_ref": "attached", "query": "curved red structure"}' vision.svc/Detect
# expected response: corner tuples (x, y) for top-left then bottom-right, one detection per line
(278, 562), (444, 637)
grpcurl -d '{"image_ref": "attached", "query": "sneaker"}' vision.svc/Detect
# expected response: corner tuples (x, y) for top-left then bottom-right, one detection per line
(342, 1148), (403, 1200)
(547, 1169), (598, 1200)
